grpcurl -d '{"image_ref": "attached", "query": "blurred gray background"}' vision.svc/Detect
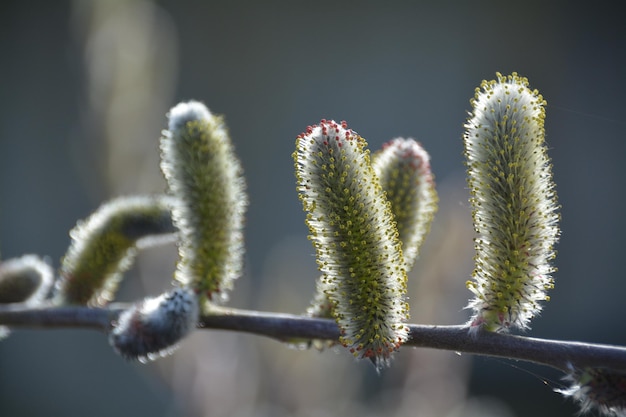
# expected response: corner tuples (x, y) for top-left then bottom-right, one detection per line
(1, 1), (624, 416)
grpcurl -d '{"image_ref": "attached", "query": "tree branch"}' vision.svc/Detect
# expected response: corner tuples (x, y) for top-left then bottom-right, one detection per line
(1, 304), (625, 374)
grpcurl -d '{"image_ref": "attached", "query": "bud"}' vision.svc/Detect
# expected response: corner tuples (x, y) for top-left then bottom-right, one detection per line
(56, 195), (176, 306)
(463, 72), (560, 332)
(558, 364), (626, 416)
(372, 138), (438, 270)
(293, 119), (409, 369)
(160, 101), (247, 307)
(109, 287), (199, 362)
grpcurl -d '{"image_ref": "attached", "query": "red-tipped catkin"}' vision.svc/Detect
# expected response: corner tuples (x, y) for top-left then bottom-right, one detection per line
(294, 119), (409, 370)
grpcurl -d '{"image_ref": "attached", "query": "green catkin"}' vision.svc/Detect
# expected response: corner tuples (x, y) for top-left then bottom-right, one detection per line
(463, 72), (560, 332)
(294, 119), (409, 370)
(371, 138), (438, 270)
(56, 195), (176, 306)
(305, 137), (437, 350)
(160, 101), (247, 309)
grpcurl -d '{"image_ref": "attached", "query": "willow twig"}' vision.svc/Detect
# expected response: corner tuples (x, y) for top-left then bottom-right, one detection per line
(1, 304), (625, 374)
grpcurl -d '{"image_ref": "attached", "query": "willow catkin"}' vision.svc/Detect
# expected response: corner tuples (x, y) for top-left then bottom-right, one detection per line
(464, 72), (560, 332)
(56, 195), (176, 306)
(160, 101), (247, 308)
(294, 119), (409, 369)
(109, 287), (198, 362)
(372, 138), (437, 270)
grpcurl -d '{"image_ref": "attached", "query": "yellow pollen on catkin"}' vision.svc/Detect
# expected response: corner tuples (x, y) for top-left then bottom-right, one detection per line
(463, 73), (560, 333)
(294, 120), (409, 370)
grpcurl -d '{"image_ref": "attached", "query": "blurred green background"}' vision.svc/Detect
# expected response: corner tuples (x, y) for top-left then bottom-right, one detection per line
(1, 1), (625, 416)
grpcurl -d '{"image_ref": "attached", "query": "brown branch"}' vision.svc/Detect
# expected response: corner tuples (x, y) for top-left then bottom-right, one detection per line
(1, 304), (625, 374)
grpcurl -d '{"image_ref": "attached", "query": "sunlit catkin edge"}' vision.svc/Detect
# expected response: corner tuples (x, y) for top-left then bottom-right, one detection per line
(557, 363), (626, 417)
(293, 119), (409, 370)
(109, 286), (199, 362)
(463, 72), (560, 333)
(160, 101), (247, 309)
(371, 137), (438, 271)
(55, 195), (177, 307)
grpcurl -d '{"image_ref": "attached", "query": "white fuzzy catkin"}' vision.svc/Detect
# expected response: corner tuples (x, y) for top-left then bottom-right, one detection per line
(464, 73), (560, 332)
(294, 119), (409, 369)
(160, 101), (247, 307)
(0, 255), (55, 340)
(557, 364), (626, 417)
(55, 195), (176, 306)
(109, 287), (199, 362)
(0, 255), (54, 306)
(371, 138), (438, 270)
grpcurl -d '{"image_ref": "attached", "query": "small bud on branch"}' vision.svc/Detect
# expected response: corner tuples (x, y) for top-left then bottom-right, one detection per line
(109, 287), (198, 362)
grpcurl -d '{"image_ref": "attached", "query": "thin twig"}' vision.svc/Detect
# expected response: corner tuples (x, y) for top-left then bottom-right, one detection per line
(1, 304), (625, 374)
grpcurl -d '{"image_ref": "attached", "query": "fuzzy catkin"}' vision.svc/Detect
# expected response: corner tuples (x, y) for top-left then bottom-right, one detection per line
(464, 72), (560, 332)
(0, 255), (54, 305)
(160, 101), (247, 308)
(371, 138), (438, 270)
(294, 119), (409, 369)
(56, 195), (176, 306)
(558, 365), (626, 417)
(0, 255), (55, 340)
(305, 137), (437, 348)
(109, 287), (198, 362)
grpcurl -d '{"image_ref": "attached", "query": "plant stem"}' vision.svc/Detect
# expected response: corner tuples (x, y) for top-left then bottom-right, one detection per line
(1, 304), (625, 373)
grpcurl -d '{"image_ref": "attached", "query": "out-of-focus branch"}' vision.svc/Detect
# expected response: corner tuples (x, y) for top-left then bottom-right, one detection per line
(0, 304), (117, 330)
(1, 304), (626, 374)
